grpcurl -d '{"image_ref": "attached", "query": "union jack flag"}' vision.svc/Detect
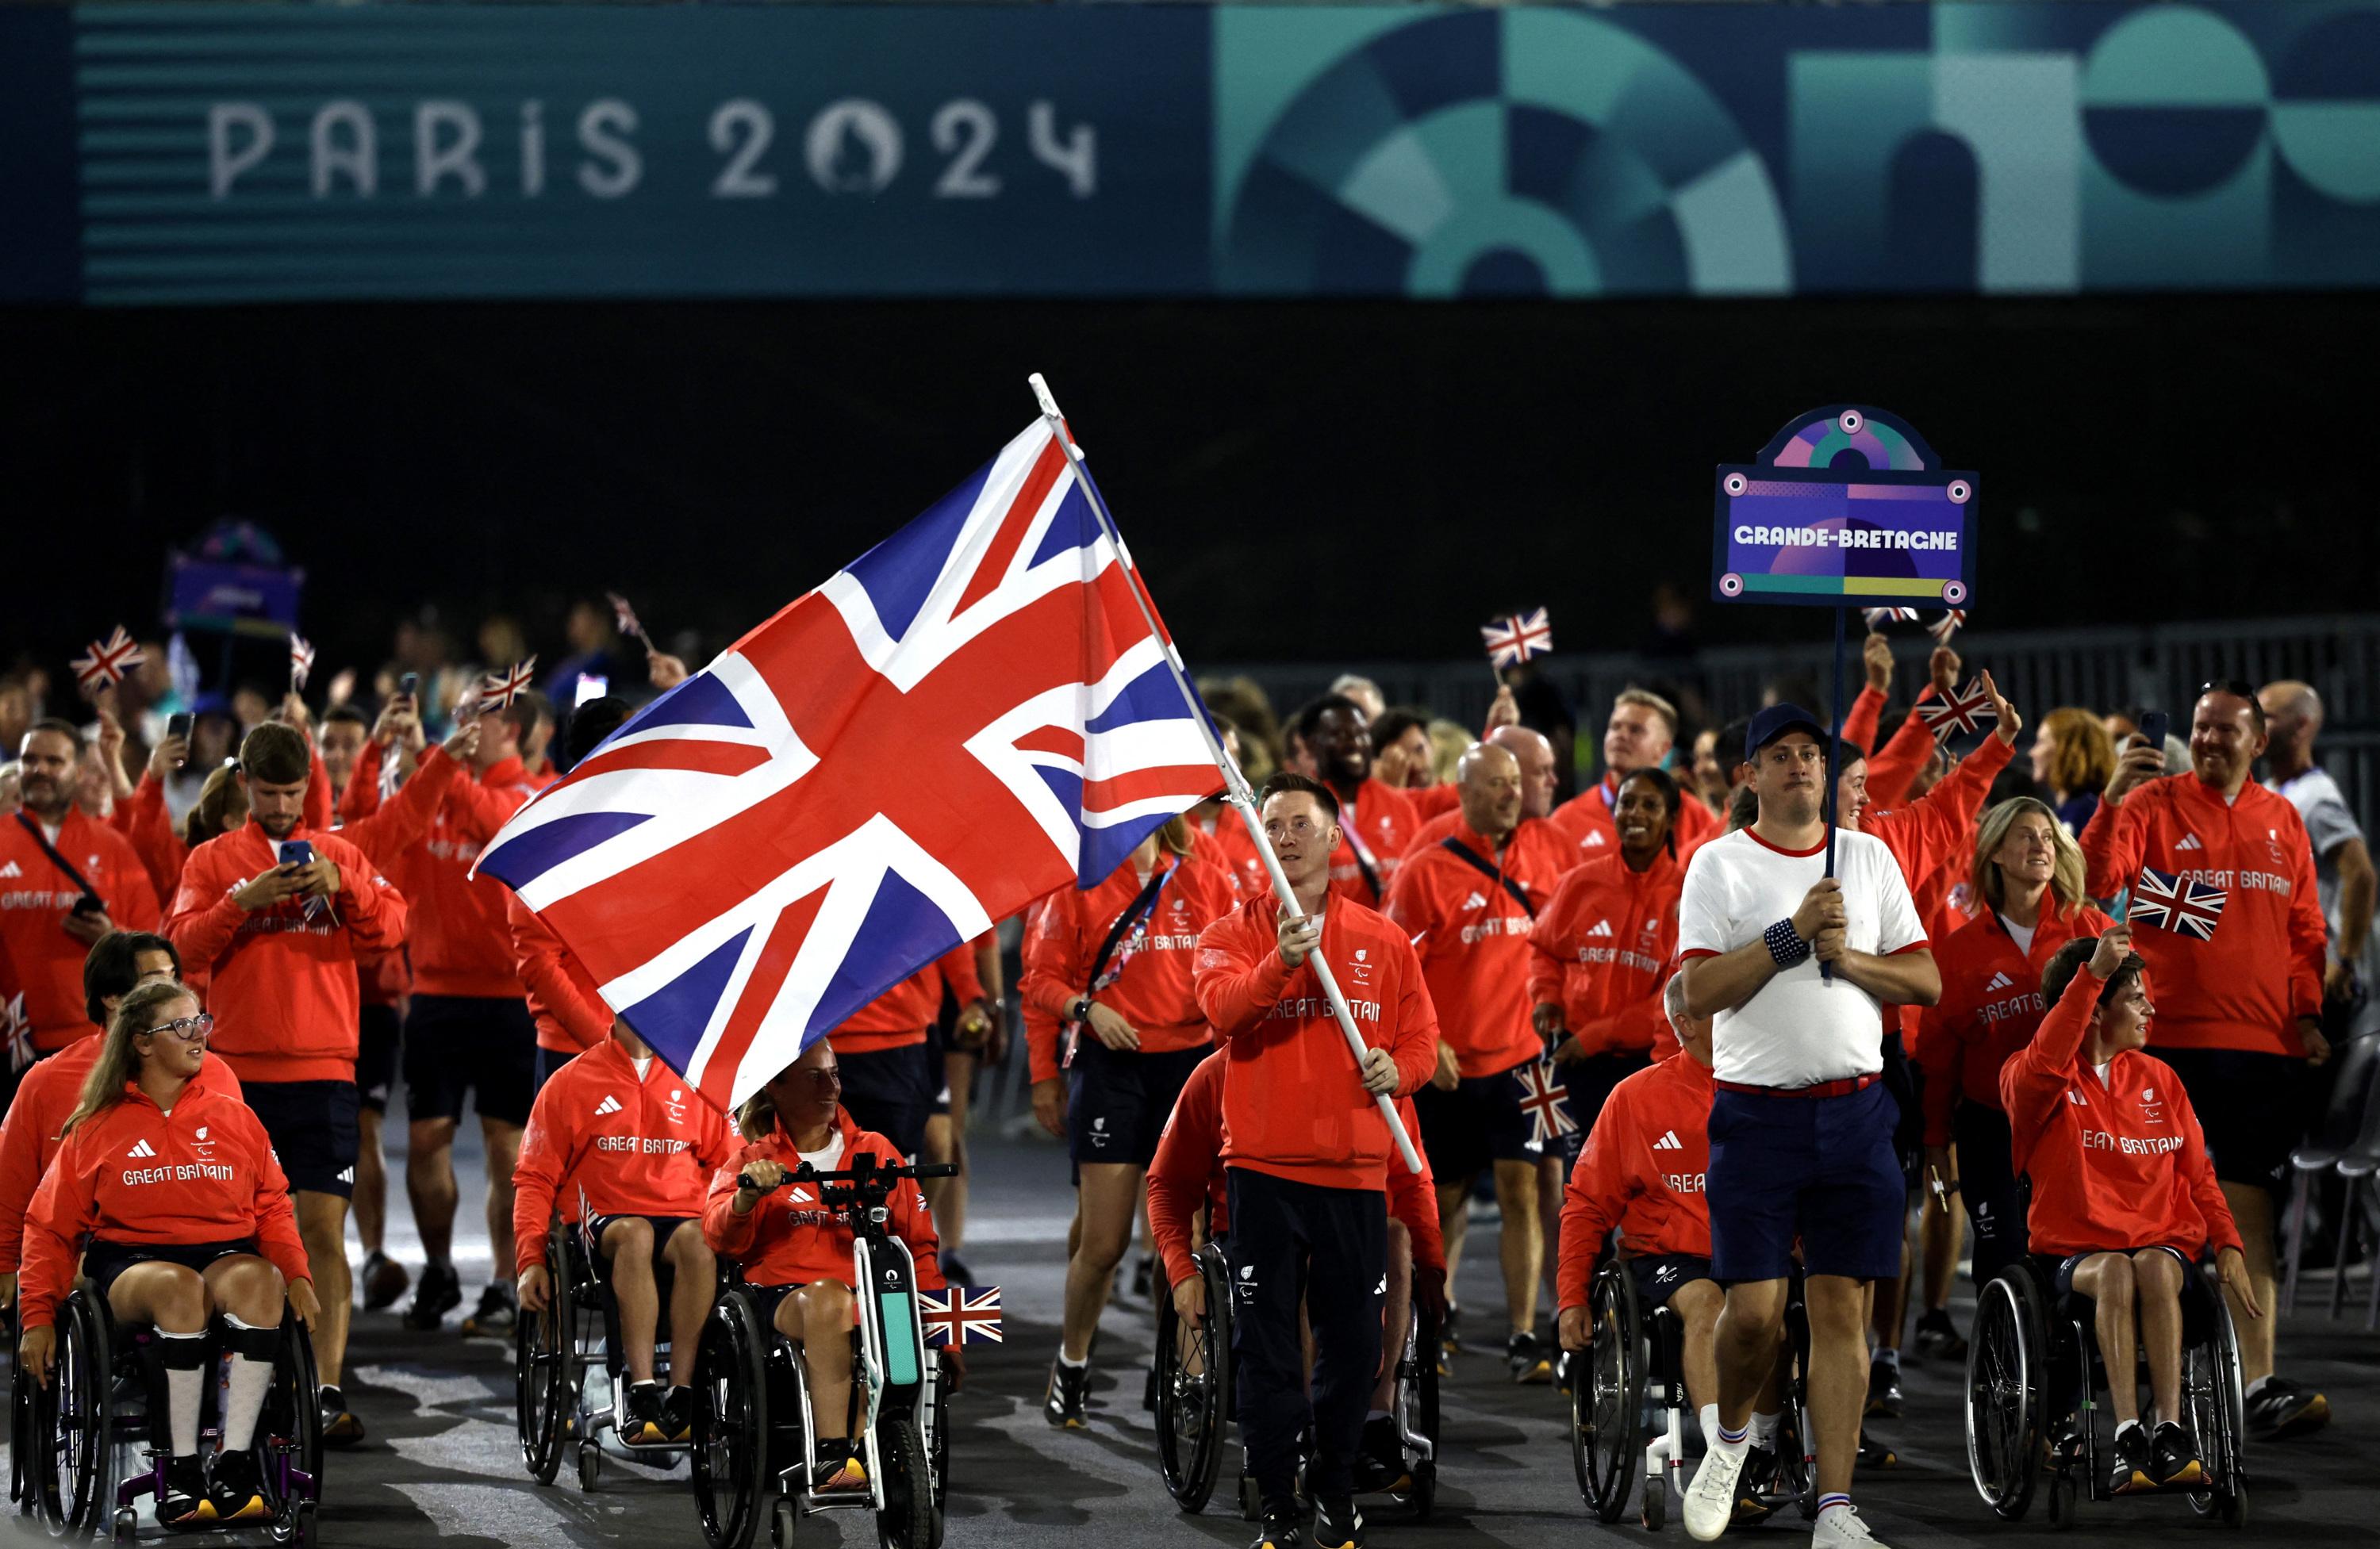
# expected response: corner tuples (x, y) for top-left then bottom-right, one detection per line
(1862, 607), (1919, 631)
(607, 591), (649, 645)
(1916, 678), (1997, 740)
(1480, 608), (1553, 669)
(1929, 609), (1968, 646)
(2130, 866), (2226, 942)
(71, 628), (144, 695)
(482, 657), (538, 711)
(477, 416), (1223, 1110)
(289, 633), (315, 692)
(918, 1286), (1003, 1347)
(2, 994), (31, 1075)
(1516, 1059), (1576, 1145)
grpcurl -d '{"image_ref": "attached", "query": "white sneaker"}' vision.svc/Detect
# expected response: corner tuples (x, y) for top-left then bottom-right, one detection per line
(1811, 1503), (1887, 1548)
(1683, 1445), (1747, 1542)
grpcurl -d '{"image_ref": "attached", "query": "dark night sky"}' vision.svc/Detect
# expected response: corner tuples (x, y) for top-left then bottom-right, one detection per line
(5, 289), (2373, 682)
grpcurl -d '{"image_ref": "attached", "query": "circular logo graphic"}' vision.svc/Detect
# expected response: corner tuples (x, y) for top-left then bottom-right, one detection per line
(1723, 473), (1749, 497)
(1837, 409), (1865, 435)
(1719, 573), (1745, 598)
(1944, 580), (1969, 606)
(806, 100), (904, 194)
(1947, 479), (1971, 504)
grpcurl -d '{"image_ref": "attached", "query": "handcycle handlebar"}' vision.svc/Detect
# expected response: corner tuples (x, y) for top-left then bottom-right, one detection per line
(736, 1158), (959, 1195)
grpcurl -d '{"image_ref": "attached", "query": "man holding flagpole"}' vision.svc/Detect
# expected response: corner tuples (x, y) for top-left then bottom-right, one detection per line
(1195, 772), (1440, 1549)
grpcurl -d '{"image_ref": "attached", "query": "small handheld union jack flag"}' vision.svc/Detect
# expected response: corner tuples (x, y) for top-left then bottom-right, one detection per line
(1916, 678), (1998, 740)
(2, 994), (31, 1075)
(482, 657), (538, 711)
(71, 627), (145, 696)
(606, 591), (650, 646)
(1481, 608), (1553, 669)
(2130, 866), (2225, 942)
(1929, 609), (1968, 646)
(1515, 1059), (1576, 1146)
(289, 633), (315, 692)
(918, 1285), (1003, 1346)
(1861, 607), (1919, 631)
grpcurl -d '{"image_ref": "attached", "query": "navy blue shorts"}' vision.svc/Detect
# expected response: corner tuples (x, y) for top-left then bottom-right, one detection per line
(1628, 1252), (1715, 1312)
(1707, 1079), (1904, 1283)
(1557, 1051), (1653, 1168)
(243, 1079), (360, 1198)
(1415, 1060), (1541, 1179)
(1068, 1040), (1209, 1168)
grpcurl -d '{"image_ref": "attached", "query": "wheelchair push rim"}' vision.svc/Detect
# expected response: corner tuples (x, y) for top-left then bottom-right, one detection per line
(1152, 1247), (1227, 1513)
(1964, 1269), (2045, 1522)
(1572, 1260), (1641, 1523)
(691, 1290), (771, 1549)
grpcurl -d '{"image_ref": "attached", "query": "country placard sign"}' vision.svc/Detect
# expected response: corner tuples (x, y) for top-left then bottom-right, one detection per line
(1710, 406), (1978, 611)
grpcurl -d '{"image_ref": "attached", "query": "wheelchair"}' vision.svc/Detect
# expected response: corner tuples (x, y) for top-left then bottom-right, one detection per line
(688, 1156), (953, 1549)
(1148, 1237), (1437, 1524)
(1570, 1257), (1816, 1531)
(516, 1204), (708, 1490)
(1964, 1252), (2248, 1529)
(22, 1285), (321, 1543)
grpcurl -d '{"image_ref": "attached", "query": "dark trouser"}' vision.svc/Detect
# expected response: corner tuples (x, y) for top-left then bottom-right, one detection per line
(1225, 1167), (1384, 1506)
(1955, 1101), (2026, 1290)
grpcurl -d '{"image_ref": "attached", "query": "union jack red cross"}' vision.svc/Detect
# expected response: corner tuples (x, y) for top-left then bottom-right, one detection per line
(918, 1286), (1004, 1346)
(71, 628), (144, 695)
(1916, 678), (1997, 740)
(1515, 1059), (1576, 1145)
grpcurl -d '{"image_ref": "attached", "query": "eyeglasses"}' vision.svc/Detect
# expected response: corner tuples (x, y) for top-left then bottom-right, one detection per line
(144, 1014), (213, 1043)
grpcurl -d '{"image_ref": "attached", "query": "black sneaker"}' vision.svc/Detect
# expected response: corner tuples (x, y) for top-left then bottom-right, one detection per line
(403, 1261), (462, 1332)
(158, 1455), (206, 1527)
(1439, 1304), (1462, 1371)
(2107, 1422), (2154, 1493)
(1131, 1253), (1156, 1302)
(461, 1282), (517, 1337)
(1914, 1308), (1968, 1362)
(661, 1385), (695, 1444)
(1349, 1415), (1408, 1494)
(360, 1248), (409, 1312)
(1856, 1428), (1898, 1469)
(2150, 1420), (2204, 1488)
(1733, 1447), (1779, 1521)
(320, 1383), (366, 1447)
(1864, 1358), (1903, 1419)
(1249, 1505), (1306, 1549)
(1506, 1330), (1552, 1385)
(1311, 1497), (1365, 1549)
(814, 1440), (868, 1493)
(205, 1447), (268, 1523)
(1044, 1359), (1088, 1429)
(2246, 1378), (2331, 1441)
(622, 1381), (668, 1445)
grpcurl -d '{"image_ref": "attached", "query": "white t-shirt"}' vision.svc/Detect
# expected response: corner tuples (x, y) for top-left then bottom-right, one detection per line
(1998, 914), (2036, 957)
(798, 1130), (846, 1173)
(1678, 826), (1929, 1087)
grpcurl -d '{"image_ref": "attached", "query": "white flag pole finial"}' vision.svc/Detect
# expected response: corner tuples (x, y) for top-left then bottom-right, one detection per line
(1026, 373), (1425, 1176)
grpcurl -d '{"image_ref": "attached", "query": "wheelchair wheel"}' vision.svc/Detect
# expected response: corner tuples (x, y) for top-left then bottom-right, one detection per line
(2184, 1289), (2248, 1528)
(1154, 1245), (1229, 1513)
(875, 1417), (932, 1549)
(1965, 1267), (2047, 1522)
(262, 1309), (324, 1539)
(692, 1290), (771, 1549)
(1395, 1300), (1438, 1520)
(517, 1229), (578, 1484)
(1572, 1260), (1641, 1523)
(40, 1290), (114, 1534)
(1775, 1277), (1817, 1519)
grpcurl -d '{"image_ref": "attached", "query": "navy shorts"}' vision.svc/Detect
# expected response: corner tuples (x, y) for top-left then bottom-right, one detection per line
(86, 1238), (259, 1303)
(834, 1041), (934, 1160)
(1557, 1050), (1653, 1168)
(1628, 1252), (1716, 1312)
(1068, 1040), (1208, 1168)
(1415, 1060), (1541, 1179)
(405, 993), (537, 1127)
(1707, 1079), (1905, 1283)
(243, 1079), (360, 1198)
(588, 1214), (696, 1273)
(2157, 1046), (2307, 1197)
(355, 1003), (401, 1114)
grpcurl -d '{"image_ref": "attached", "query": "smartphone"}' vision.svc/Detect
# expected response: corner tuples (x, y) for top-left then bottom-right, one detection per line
(278, 840), (315, 871)
(2137, 711), (2170, 751)
(397, 672), (420, 702)
(573, 673), (609, 708)
(165, 711), (193, 745)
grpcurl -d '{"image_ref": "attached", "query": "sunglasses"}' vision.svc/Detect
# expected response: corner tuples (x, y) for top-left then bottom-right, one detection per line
(2196, 679), (2259, 704)
(143, 1013), (213, 1043)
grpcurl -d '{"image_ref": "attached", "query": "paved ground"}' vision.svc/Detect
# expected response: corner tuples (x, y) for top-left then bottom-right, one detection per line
(10, 1116), (2378, 1548)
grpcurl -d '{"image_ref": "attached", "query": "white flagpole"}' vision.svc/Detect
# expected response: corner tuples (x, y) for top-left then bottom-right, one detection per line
(1027, 374), (1424, 1175)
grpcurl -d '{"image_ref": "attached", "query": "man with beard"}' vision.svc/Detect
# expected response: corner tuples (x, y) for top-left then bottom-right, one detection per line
(167, 721), (409, 1439)
(1294, 695), (1419, 909)
(2081, 681), (2330, 1442)
(1676, 706), (1938, 1549)
(0, 720), (160, 1110)
(1555, 689), (1722, 866)
(1387, 745), (1568, 1382)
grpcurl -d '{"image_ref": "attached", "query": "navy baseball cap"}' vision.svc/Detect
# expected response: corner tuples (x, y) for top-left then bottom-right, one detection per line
(1746, 702), (1826, 755)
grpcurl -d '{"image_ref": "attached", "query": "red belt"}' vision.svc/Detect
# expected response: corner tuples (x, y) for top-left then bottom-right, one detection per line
(1713, 1072), (1881, 1100)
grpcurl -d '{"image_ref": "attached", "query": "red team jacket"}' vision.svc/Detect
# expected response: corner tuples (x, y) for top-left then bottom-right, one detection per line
(1915, 899), (2113, 1146)
(1552, 775), (1721, 871)
(830, 941), (986, 1056)
(1144, 1048), (1442, 1291)
(1191, 895), (1439, 1193)
(1527, 847), (1686, 1063)
(2002, 962), (2243, 1259)
(1018, 853), (1237, 1084)
(512, 1037), (737, 1275)
(701, 1108), (943, 1290)
(1841, 684), (1943, 813)
(2079, 774), (2325, 1057)
(509, 895), (612, 1059)
(385, 754), (543, 999)
(1323, 778), (1421, 909)
(1555, 1051), (1714, 1311)
(17, 1083), (310, 1328)
(1384, 820), (1562, 1079)
(0, 1042), (240, 1274)
(0, 811), (163, 1052)
(166, 823), (409, 1083)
